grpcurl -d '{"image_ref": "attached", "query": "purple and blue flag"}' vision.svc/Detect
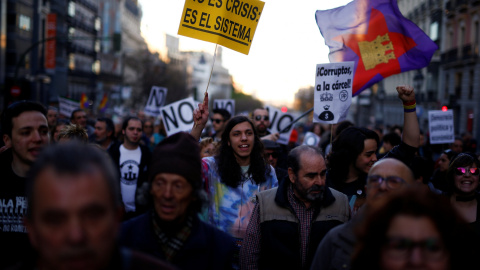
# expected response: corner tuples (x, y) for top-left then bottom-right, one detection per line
(316, 0), (438, 96)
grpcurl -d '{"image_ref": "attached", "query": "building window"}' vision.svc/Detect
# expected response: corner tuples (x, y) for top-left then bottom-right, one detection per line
(19, 14), (31, 31)
(444, 73), (449, 100)
(430, 21), (439, 41)
(68, 1), (75, 17)
(475, 21), (479, 54)
(95, 17), (101, 31)
(455, 72), (462, 98)
(69, 53), (75, 70)
(95, 40), (100, 52)
(469, 70), (474, 99)
(92, 60), (101, 74)
(68, 27), (75, 38)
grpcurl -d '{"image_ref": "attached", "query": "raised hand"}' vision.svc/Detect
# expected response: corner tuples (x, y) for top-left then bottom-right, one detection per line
(396, 85), (415, 103)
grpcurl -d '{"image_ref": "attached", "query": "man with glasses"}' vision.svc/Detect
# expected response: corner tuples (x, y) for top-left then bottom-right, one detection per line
(263, 139), (288, 185)
(211, 108), (231, 142)
(252, 108), (280, 142)
(310, 158), (418, 270)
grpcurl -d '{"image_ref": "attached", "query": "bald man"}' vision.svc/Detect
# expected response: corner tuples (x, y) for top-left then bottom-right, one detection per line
(310, 158), (418, 270)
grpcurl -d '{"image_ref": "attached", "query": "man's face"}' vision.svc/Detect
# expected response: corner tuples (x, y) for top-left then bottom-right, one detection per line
(122, 119), (142, 145)
(151, 173), (194, 222)
(288, 152), (326, 207)
(3, 111), (49, 166)
(451, 139), (463, 153)
(211, 113), (226, 133)
(94, 121), (109, 144)
(265, 149), (278, 168)
(366, 159), (414, 204)
(228, 121), (255, 166)
(143, 121), (154, 136)
(47, 110), (58, 127)
(353, 139), (378, 175)
(72, 111), (87, 128)
(26, 167), (120, 270)
(252, 109), (270, 134)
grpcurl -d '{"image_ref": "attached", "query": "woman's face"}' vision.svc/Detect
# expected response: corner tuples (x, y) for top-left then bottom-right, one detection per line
(437, 154), (450, 172)
(381, 215), (449, 270)
(453, 163), (479, 195)
(354, 139), (378, 175)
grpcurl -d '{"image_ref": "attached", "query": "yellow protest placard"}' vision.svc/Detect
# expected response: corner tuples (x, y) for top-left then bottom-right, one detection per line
(178, 0), (265, 55)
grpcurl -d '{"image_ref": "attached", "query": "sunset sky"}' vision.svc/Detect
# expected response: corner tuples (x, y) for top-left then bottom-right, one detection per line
(138, 0), (352, 107)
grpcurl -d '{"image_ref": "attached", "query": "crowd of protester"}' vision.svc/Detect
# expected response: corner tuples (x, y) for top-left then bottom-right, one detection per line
(1, 85), (480, 270)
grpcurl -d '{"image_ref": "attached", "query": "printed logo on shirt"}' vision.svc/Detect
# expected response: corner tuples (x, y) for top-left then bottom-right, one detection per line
(120, 160), (140, 185)
(0, 196), (28, 233)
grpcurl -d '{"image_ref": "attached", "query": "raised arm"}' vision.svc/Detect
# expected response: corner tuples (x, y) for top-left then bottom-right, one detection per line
(396, 85), (419, 148)
(191, 92), (209, 141)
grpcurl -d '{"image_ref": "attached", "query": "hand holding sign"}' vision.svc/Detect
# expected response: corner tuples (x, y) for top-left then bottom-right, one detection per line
(191, 92), (209, 141)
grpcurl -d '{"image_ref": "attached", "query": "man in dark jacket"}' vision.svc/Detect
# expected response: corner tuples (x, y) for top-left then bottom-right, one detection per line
(24, 142), (174, 270)
(309, 158), (418, 270)
(119, 132), (236, 270)
(108, 116), (151, 219)
(240, 145), (350, 270)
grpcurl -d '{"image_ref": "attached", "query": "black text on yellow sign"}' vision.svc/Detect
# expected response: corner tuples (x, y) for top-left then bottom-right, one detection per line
(178, 0), (265, 55)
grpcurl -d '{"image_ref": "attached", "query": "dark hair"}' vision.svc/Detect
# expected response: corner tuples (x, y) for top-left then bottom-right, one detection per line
(411, 156), (433, 184)
(97, 117), (115, 140)
(288, 145), (323, 176)
(351, 187), (477, 270)
(212, 108), (231, 121)
(335, 120), (354, 137)
(122, 116), (143, 131)
(382, 132), (401, 147)
(1, 100), (47, 138)
(70, 108), (85, 121)
(26, 142), (120, 219)
(327, 127), (379, 188)
(445, 153), (480, 194)
(216, 116), (269, 188)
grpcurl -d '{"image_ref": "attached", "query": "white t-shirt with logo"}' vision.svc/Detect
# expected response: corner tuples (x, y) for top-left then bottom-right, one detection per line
(119, 145), (142, 213)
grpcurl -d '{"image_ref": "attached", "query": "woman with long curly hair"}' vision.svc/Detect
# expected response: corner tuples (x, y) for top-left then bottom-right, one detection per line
(191, 99), (277, 266)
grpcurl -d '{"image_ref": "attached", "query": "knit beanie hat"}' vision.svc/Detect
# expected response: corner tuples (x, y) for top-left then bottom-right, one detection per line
(149, 132), (201, 189)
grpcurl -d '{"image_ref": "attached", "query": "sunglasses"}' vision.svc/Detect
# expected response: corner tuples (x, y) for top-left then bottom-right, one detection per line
(254, 115), (269, 121)
(211, 118), (224, 124)
(266, 152), (279, 158)
(455, 167), (480, 176)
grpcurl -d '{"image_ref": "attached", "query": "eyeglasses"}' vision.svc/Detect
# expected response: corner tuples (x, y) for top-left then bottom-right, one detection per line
(383, 237), (446, 261)
(367, 175), (406, 189)
(455, 167), (479, 176)
(254, 115), (269, 121)
(266, 152), (279, 159)
(211, 118), (224, 124)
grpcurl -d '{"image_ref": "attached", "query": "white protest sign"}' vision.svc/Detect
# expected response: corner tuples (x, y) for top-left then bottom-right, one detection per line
(58, 96), (80, 118)
(428, 110), (455, 144)
(302, 131), (321, 147)
(314, 62), (354, 124)
(213, 99), (235, 117)
(160, 97), (196, 136)
(144, 86), (168, 117)
(266, 106), (298, 145)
